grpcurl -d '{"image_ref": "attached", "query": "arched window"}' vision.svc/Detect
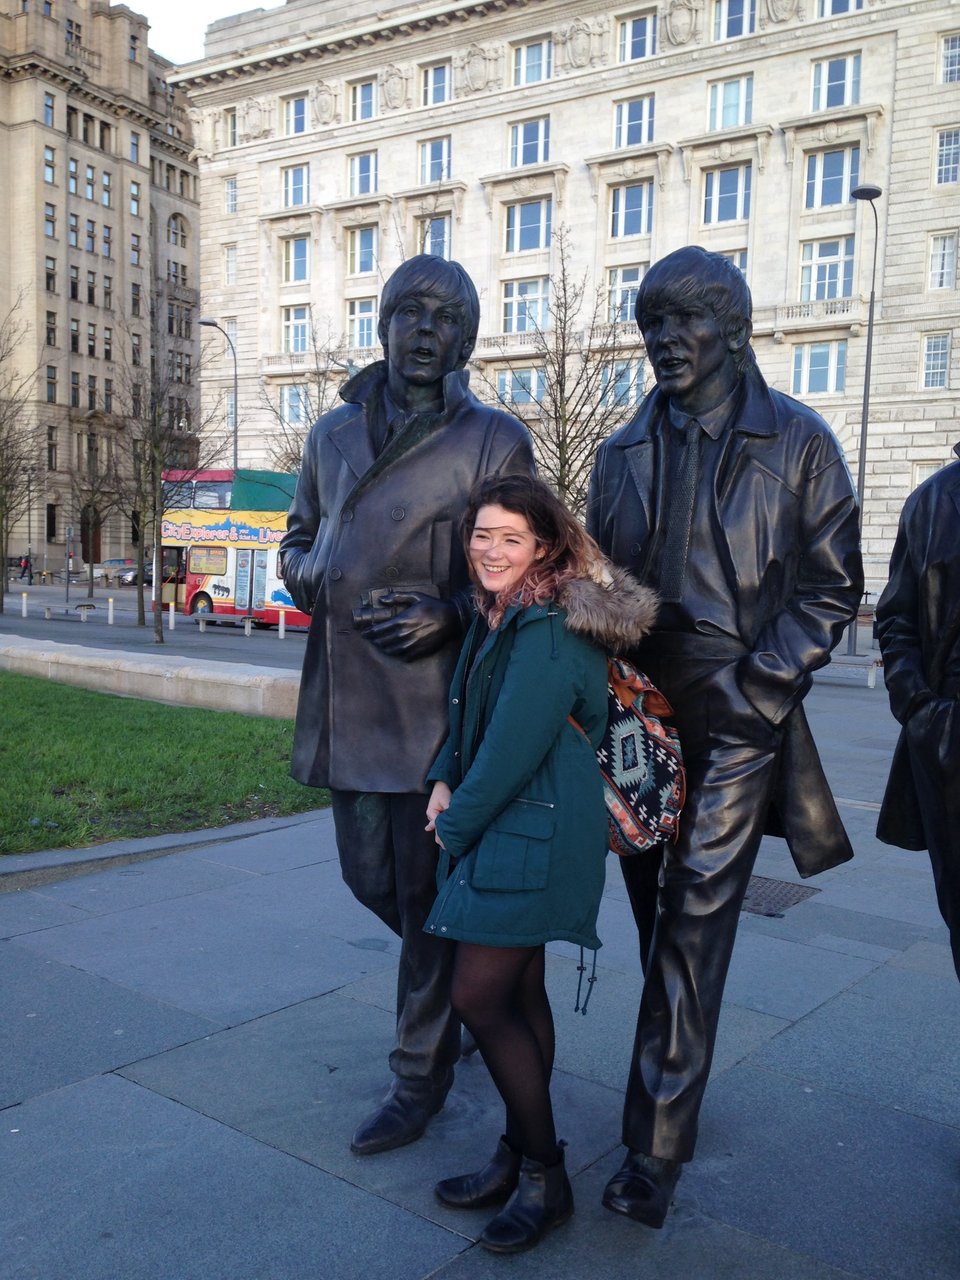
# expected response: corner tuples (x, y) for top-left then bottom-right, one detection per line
(167, 214), (188, 248)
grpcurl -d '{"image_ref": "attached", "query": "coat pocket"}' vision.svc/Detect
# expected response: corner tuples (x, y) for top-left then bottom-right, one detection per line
(471, 798), (555, 893)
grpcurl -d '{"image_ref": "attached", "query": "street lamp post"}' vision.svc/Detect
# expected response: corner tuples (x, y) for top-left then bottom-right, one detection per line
(846, 183), (882, 656)
(199, 318), (239, 471)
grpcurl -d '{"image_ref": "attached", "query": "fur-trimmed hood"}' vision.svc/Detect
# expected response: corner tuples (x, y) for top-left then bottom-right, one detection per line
(558, 564), (658, 654)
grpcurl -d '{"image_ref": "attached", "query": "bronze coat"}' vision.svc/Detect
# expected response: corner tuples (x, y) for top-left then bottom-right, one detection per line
(587, 367), (864, 877)
(280, 362), (535, 792)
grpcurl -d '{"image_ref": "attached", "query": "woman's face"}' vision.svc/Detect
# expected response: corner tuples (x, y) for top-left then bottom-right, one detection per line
(468, 504), (542, 595)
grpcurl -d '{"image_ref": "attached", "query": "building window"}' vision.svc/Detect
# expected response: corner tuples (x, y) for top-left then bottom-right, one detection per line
(600, 358), (645, 406)
(792, 340), (847, 395)
(44, 203), (56, 237)
(69, 265), (79, 299)
(44, 93), (55, 127)
(68, 157), (78, 194)
(45, 311), (57, 346)
(513, 39), (552, 85)
(129, 33), (138, 62)
(87, 323), (96, 357)
(131, 333), (142, 366)
(510, 118), (550, 167)
(130, 282), (140, 316)
(505, 198), (552, 252)
(615, 97), (655, 147)
(812, 54), (861, 111)
(805, 146), (859, 208)
(45, 256), (56, 292)
(943, 34), (960, 83)
(351, 80), (376, 121)
(283, 236), (308, 283)
(70, 318), (80, 352)
(283, 164), (309, 206)
(132, 384), (142, 417)
(422, 62), (450, 106)
(817, 0), (863, 14)
(922, 334), (950, 389)
(419, 136), (451, 183)
(801, 237), (855, 301)
(104, 327), (112, 360)
(929, 233), (958, 290)
(708, 75), (753, 130)
(87, 375), (97, 411)
(503, 277), (550, 333)
(85, 218), (96, 252)
(349, 152), (377, 196)
(282, 305), (310, 353)
(130, 232), (141, 265)
(608, 265), (645, 323)
(348, 225), (377, 275)
(418, 214), (451, 258)
(224, 108), (237, 147)
(168, 261), (187, 287)
(86, 270), (96, 303)
(84, 164), (95, 200)
(936, 129), (960, 185)
(102, 224), (112, 257)
(45, 502), (57, 540)
(47, 427), (58, 472)
(714, 0), (756, 40)
(224, 177), (237, 214)
(279, 384), (309, 428)
(46, 366), (57, 403)
(704, 164), (752, 223)
(43, 146), (55, 183)
(101, 172), (111, 207)
(103, 275), (112, 309)
(347, 298), (376, 348)
(167, 214), (187, 247)
(497, 367), (546, 403)
(130, 130), (140, 163)
(618, 12), (657, 62)
(167, 303), (191, 338)
(104, 378), (113, 413)
(68, 213), (79, 246)
(70, 372), (80, 408)
(611, 182), (654, 237)
(223, 244), (237, 286)
(284, 96), (306, 136)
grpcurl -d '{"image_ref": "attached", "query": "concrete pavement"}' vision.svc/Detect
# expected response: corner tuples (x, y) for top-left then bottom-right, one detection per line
(2, 670), (958, 1280)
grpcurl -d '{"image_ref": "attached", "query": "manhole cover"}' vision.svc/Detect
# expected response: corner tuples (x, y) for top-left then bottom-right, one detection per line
(742, 875), (819, 918)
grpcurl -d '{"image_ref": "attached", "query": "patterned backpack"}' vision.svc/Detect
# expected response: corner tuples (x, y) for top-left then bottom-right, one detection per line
(574, 657), (686, 857)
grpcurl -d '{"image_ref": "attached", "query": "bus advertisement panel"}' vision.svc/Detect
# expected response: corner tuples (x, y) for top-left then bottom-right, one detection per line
(160, 470), (309, 627)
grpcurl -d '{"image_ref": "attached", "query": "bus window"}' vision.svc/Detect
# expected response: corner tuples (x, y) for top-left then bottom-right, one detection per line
(162, 480), (193, 508)
(194, 481), (232, 509)
(188, 547), (228, 576)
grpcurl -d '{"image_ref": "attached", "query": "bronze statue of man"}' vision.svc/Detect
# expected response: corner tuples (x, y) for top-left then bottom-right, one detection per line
(281, 256), (535, 1154)
(588, 245), (863, 1226)
(876, 442), (960, 982)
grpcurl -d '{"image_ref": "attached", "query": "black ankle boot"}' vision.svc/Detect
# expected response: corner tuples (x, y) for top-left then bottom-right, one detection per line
(601, 1148), (682, 1228)
(478, 1146), (574, 1254)
(435, 1136), (521, 1209)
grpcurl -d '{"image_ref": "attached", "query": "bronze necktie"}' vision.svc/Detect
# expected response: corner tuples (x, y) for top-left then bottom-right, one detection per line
(659, 418), (702, 603)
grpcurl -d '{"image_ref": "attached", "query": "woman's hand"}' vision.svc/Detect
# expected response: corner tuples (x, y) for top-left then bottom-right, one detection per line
(425, 781), (452, 844)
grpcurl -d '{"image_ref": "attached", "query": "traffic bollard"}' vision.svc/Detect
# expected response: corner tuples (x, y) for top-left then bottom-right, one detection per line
(168, 601), (176, 631)
(278, 609), (286, 640)
(21, 592), (27, 618)
(243, 616), (252, 637)
(108, 597), (114, 625)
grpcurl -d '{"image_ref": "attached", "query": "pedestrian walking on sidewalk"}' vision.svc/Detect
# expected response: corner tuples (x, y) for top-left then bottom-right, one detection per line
(876, 441), (960, 981)
(424, 474), (657, 1253)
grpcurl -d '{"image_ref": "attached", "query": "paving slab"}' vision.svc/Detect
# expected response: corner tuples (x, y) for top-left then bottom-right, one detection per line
(0, 889), (92, 939)
(1, 1074), (465, 1280)
(0, 944), (220, 1110)
(723, 930), (880, 1021)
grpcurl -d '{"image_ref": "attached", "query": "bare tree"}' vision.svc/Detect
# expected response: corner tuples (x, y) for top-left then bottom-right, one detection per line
(259, 309), (368, 472)
(471, 224), (652, 515)
(0, 296), (44, 612)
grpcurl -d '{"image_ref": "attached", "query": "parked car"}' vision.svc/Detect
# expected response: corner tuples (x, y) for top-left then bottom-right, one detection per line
(118, 564), (153, 587)
(93, 558), (135, 582)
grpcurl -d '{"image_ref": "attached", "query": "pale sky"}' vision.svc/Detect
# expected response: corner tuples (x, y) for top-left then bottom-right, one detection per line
(129, 0), (251, 67)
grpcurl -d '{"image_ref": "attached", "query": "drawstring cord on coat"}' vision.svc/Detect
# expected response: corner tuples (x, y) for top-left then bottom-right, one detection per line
(575, 946), (598, 1015)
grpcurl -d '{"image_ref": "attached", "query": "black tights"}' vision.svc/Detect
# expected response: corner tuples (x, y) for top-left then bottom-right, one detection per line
(451, 942), (557, 1165)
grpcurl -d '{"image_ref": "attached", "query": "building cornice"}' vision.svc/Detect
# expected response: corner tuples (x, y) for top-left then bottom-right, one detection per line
(169, 0), (539, 89)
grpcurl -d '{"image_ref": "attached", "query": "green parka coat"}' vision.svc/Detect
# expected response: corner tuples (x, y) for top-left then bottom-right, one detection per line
(424, 568), (658, 950)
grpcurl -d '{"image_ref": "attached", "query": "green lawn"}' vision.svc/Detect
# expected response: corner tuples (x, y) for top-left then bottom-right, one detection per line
(1, 671), (326, 855)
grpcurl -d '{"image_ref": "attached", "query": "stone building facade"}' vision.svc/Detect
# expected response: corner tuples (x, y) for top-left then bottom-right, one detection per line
(176, 0), (959, 592)
(0, 0), (198, 571)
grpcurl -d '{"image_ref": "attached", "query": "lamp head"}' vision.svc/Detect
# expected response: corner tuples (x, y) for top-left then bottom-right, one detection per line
(851, 184), (882, 202)
(199, 318), (218, 328)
